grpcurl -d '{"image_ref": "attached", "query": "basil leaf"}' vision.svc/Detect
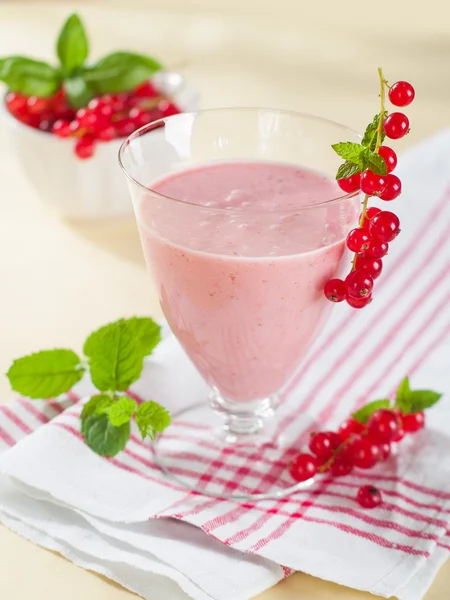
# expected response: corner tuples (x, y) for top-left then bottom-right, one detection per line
(57, 13), (89, 75)
(84, 51), (162, 94)
(331, 142), (364, 165)
(64, 75), (93, 109)
(361, 112), (387, 151)
(407, 390), (442, 413)
(136, 400), (171, 440)
(0, 56), (61, 97)
(98, 396), (137, 427)
(81, 412), (130, 457)
(81, 394), (114, 421)
(336, 161), (361, 181)
(84, 319), (144, 392)
(126, 317), (161, 357)
(352, 399), (391, 424)
(361, 148), (387, 176)
(395, 376), (412, 413)
(7, 349), (84, 399)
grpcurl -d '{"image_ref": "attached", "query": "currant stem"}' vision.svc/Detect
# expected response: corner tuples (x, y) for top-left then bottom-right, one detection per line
(351, 67), (387, 271)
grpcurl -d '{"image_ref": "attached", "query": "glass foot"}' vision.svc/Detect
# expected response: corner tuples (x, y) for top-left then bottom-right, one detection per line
(153, 401), (314, 500)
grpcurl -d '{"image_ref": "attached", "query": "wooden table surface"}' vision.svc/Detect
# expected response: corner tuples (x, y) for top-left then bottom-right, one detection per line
(1, 1), (449, 598)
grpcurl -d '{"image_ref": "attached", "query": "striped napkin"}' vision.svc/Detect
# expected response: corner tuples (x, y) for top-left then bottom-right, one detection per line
(1, 129), (450, 600)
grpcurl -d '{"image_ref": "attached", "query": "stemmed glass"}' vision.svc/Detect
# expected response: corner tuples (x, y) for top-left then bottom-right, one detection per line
(119, 108), (360, 499)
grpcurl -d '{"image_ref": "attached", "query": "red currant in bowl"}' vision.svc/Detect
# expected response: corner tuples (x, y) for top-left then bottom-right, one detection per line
(2, 72), (199, 219)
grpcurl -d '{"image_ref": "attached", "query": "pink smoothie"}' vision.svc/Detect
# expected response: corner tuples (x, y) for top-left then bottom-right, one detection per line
(136, 161), (354, 402)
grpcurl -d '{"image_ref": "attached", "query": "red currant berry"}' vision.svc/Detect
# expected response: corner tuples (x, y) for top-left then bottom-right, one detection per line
(354, 256), (383, 280)
(309, 431), (341, 458)
(346, 294), (373, 309)
(346, 270), (374, 298)
(337, 174), (361, 193)
(379, 174), (402, 201)
(388, 81), (415, 107)
(384, 112), (409, 140)
(20, 114), (40, 128)
(378, 146), (397, 173)
(346, 228), (372, 253)
(5, 91), (27, 114)
(367, 409), (401, 443)
(315, 455), (331, 472)
(51, 89), (70, 116)
(357, 485), (382, 509)
(52, 119), (72, 138)
(392, 427), (405, 442)
(330, 454), (353, 477)
(38, 119), (53, 132)
(69, 119), (82, 134)
(369, 211), (400, 242)
(27, 96), (49, 114)
(129, 107), (153, 127)
(401, 411), (425, 433)
(134, 80), (158, 97)
(75, 136), (95, 159)
(360, 206), (381, 229)
(378, 441), (391, 461)
(324, 279), (347, 303)
(289, 453), (317, 482)
(116, 118), (136, 137)
(338, 418), (366, 440)
(159, 100), (180, 118)
(109, 93), (128, 112)
(97, 126), (117, 142)
(365, 239), (388, 259)
(360, 170), (387, 196)
(347, 436), (381, 469)
(76, 108), (99, 130)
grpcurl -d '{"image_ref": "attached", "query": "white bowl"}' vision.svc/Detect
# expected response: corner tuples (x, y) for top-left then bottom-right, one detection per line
(1, 72), (199, 219)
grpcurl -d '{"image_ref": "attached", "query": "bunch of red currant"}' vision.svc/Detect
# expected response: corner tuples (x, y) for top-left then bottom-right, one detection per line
(290, 406), (425, 508)
(325, 77), (415, 309)
(5, 80), (180, 160)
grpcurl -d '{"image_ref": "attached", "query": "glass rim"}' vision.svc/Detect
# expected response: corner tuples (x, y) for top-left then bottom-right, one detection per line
(118, 107), (362, 212)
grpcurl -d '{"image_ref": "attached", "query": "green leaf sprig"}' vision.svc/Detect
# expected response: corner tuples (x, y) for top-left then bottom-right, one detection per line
(352, 376), (442, 425)
(0, 13), (162, 109)
(6, 317), (170, 457)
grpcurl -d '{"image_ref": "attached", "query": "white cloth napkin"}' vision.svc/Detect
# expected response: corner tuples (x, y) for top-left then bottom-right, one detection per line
(1, 129), (450, 600)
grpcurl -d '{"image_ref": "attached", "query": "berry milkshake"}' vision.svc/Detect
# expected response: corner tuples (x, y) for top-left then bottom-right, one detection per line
(135, 161), (354, 402)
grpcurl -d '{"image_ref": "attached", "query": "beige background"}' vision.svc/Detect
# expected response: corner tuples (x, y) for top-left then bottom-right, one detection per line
(0, 1), (449, 598)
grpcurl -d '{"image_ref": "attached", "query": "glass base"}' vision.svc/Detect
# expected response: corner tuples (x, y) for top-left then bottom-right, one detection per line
(153, 395), (314, 500)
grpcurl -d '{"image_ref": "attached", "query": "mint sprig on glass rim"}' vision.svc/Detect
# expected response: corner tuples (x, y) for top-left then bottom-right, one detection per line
(6, 316), (170, 457)
(0, 13), (162, 108)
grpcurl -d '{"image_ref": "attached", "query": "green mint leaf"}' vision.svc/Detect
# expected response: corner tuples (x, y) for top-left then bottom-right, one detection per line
(135, 400), (171, 441)
(352, 399), (391, 424)
(360, 148), (387, 176)
(7, 349), (84, 399)
(84, 51), (162, 94)
(361, 112), (387, 151)
(126, 317), (161, 356)
(57, 13), (89, 76)
(336, 161), (361, 181)
(331, 142), (365, 165)
(98, 396), (137, 427)
(406, 390), (442, 413)
(83, 319), (143, 392)
(81, 394), (114, 421)
(395, 376), (412, 413)
(64, 75), (93, 109)
(81, 412), (130, 457)
(0, 56), (61, 97)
